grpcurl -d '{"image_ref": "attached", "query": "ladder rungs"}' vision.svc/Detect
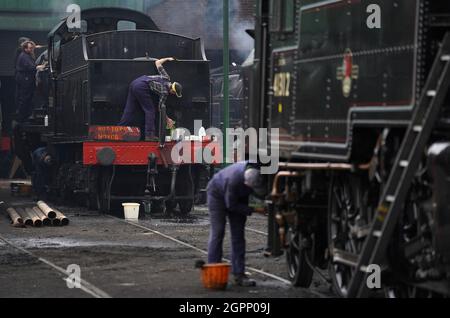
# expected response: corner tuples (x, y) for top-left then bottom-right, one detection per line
(399, 160), (409, 168)
(386, 195), (396, 203)
(427, 90), (437, 97)
(413, 125), (423, 132)
(332, 249), (359, 268)
(352, 225), (371, 239)
(349, 34), (450, 298)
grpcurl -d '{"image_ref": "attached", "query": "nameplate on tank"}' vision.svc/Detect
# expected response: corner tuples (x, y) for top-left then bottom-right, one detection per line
(88, 126), (141, 142)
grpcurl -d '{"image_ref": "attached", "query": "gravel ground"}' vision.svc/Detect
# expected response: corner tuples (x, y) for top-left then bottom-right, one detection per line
(0, 180), (335, 298)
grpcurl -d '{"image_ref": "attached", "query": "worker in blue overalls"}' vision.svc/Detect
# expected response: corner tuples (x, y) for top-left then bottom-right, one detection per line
(31, 147), (53, 200)
(119, 57), (182, 141)
(207, 162), (267, 287)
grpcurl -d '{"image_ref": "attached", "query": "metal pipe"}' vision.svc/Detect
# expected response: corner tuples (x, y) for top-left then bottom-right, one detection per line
(37, 201), (57, 219)
(278, 162), (371, 171)
(33, 207), (51, 226)
(272, 161), (372, 198)
(223, 0), (230, 166)
(25, 208), (42, 228)
(106, 165), (116, 212)
(271, 171), (301, 198)
(17, 208), (33, 226)
(51, 218), (61, 226)
(6, 207), (24, 227)
(54, 209), (69, 226)
(165, 166), (178, 202)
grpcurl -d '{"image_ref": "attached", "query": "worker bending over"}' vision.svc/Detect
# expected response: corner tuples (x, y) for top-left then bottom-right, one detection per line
(119, 57), (182, 141)
(207, 162), (267, 287)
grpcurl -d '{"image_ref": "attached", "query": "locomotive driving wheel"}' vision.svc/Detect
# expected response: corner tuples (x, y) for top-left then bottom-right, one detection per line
(286, 227), (314, 287)
(328, 173), (376, 297)
(385, 177), (442, 298)
(385, 283), (438, 298)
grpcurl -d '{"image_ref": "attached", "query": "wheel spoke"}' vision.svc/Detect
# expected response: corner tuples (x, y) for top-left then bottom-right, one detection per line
(286, 229), (314, 287)
(328, 174), (377, 297)
(290, 233), (300, 251)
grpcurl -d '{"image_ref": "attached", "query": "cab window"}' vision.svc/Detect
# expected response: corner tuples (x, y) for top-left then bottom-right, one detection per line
(269, 0), (296, 33)
(269, 1), (282, 32)
(283, 0), (295, 33)
(117, 20), (137, 31)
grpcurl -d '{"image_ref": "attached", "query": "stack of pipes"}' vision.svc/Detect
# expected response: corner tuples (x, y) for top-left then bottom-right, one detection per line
(5, 201), (69, 228)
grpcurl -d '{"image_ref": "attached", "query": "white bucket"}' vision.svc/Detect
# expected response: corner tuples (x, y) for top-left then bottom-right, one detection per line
(122, 203), (140, 220)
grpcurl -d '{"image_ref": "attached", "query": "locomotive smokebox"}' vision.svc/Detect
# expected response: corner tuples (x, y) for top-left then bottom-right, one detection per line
(428, 143), (450, 259)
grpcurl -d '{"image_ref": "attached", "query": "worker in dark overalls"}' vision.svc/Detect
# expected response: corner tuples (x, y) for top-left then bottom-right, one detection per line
(15, 40), (45, 123)
(14, 37), (30, 73)
(119, 57), (182, 141)
(207, 162), (267, 287)
(31, 147), (53, 200)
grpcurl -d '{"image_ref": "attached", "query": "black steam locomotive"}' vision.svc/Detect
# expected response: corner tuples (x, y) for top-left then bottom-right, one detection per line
(16, 8), (215, 215)
(251, 0), (450, 297)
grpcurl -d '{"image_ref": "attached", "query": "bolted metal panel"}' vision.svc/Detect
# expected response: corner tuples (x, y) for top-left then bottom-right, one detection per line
(83, 141), (221, 166)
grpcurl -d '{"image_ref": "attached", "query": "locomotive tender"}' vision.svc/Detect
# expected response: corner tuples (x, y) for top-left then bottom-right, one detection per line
(18, 8), (216, 215)
(251, 0), (450, 297)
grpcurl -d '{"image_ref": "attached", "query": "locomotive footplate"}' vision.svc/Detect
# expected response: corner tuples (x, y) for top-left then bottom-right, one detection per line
(83, 140), (220, 215)
(82, 140), (221, 166)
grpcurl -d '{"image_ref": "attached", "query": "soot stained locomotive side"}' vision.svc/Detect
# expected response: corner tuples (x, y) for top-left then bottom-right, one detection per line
(19, 8), (216, 215)
(252, 0), (450, 297)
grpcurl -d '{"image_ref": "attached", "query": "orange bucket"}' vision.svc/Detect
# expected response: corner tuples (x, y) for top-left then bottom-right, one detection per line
(201, 263), (231, 290)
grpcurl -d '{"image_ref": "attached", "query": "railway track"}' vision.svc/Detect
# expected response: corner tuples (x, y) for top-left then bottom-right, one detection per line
(109, 216), (291, 284)
(0, 207), (329, 298)
(245, 226), (268, 236)
(109, 215), (329, 298)
(189, 210), (269, 237)
(0, 234), (111, 298)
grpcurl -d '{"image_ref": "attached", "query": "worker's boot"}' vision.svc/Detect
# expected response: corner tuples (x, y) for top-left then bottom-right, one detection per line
(234, 274), (256, 287)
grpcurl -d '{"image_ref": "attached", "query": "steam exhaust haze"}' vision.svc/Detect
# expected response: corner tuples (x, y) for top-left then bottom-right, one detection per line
(47, 0), (147, 14)
(206, 0), (255, 56)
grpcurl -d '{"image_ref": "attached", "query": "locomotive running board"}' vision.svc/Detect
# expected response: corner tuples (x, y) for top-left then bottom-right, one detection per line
(346, 32), (450, 298)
